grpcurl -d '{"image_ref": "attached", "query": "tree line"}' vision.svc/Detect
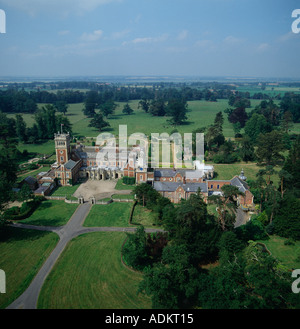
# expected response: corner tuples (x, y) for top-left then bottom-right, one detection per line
(0, 105), (72, 145)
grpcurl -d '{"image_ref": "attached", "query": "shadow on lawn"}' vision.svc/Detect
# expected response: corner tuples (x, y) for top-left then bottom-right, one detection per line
(0, 226), (52, 243)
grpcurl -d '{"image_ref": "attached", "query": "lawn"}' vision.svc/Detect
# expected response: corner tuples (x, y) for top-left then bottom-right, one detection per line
(83, 202), (133, 227)
(50, 183), (81, 199)
(17, 140), (55, 156)
(115, 179), (135, 191)
(131, 204), (159, 228)
(111, 194), (134, 200)
(258, 235), (300, 270)
(17, 200), (79, 226)
(0, 227), (59, 309)
(210, 162), (281, 186)
(37, 232), (151, 309)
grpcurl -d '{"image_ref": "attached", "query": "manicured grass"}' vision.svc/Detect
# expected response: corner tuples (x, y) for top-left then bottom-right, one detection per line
(17, 200), (78, 226)
(114, 179), (135, 191)
(257, 235), (300, 270)
(111, 194), (134, 200)
(211, 162), (281, 186)
(131, 205), (159, 227)
(83, 203), (132, 227)
(0, 227), (59, 309)
(37, 232), (151, 309)
(207, 204), (218, 217)
(17, 140), (55, 156)
(50, 183), (81, 199)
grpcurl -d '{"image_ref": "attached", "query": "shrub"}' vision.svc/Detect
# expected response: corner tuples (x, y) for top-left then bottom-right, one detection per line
(235, 218), (269, 242)
(266, 222), (275, 235)
(284, 238), (295, 246)
(123, 176), (136, 185)
(3, 196), (45, 220)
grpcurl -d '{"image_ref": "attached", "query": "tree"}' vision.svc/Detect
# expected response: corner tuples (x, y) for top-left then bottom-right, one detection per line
(239, 136), (255, 162)
(166, 99), (188, 125)
(273, 197), (300, 240)
(209, 185), (244, 231)
(282, 136), (300, 191)
(282, 110), (293, 133)
(228, 107), (248, 128)
(17, 184), (33, 202)
(123, 225), (149, 271)
(278, 169), (292, 199)
(256, 131), (285, 166)
(133, 183), (160, 208)
(99, 100), (117, 117)
(83, 90), (98, 117)
(206, 112), (225, 151)
(54, 100), (69, 115)
(88, 112), (110, 132)
(149, 99), (166, 117)
(244, 113), (273, 144)
(122, 103), (134, 115)
(56, 114), (72, 135)
(138, 243), (203, 309)
(138, 99), (150, 113)
(15, 114), (28, 143)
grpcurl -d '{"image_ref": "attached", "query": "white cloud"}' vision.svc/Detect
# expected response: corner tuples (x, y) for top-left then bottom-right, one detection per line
(194, 39), (215, 51)
(0, 0), (122, 16)
(223, 35), (244, 45)
(80, 30), (103, 42)
(256, 43), (270, 53)
(177, 30), (188, 41)
(123, 34), (168, 46)
(278, 31), (300, 43)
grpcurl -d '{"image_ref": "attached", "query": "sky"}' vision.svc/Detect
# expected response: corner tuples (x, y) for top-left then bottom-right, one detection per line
(0, 0), (300, 78)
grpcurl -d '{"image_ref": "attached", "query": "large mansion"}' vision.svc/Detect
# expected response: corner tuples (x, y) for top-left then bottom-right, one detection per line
(31, 133), (253, 208)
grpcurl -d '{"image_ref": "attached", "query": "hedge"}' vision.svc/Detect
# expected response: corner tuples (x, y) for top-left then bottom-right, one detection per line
(4, 196), (45, 221)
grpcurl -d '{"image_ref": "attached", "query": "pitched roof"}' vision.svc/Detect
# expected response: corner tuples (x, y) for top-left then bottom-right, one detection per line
(24, 176), (37, 185)
(230, 176), (249, 193)
(154, 181), (207, 193)
(64, 160), (78, 170)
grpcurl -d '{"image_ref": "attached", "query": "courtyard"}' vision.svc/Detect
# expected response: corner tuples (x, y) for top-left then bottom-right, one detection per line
(73, 179), (132, 201)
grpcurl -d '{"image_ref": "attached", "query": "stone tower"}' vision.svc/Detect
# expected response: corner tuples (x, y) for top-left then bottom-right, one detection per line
(55, 132), (70, 165)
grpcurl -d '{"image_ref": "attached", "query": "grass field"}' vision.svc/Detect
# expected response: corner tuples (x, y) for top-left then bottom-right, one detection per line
(83, 202), (133, 227)
(17, 200), (78, 226)
(258, 235), (300, 270)
(50, 183), (81, 199)
(114, 179), (135, 190)
(131, 204), (159, 227)
(37, 232), (151, 309)
(12, 97), (297, 158)
(0, 227), (59, 309)
(211, 162), (281, 186)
